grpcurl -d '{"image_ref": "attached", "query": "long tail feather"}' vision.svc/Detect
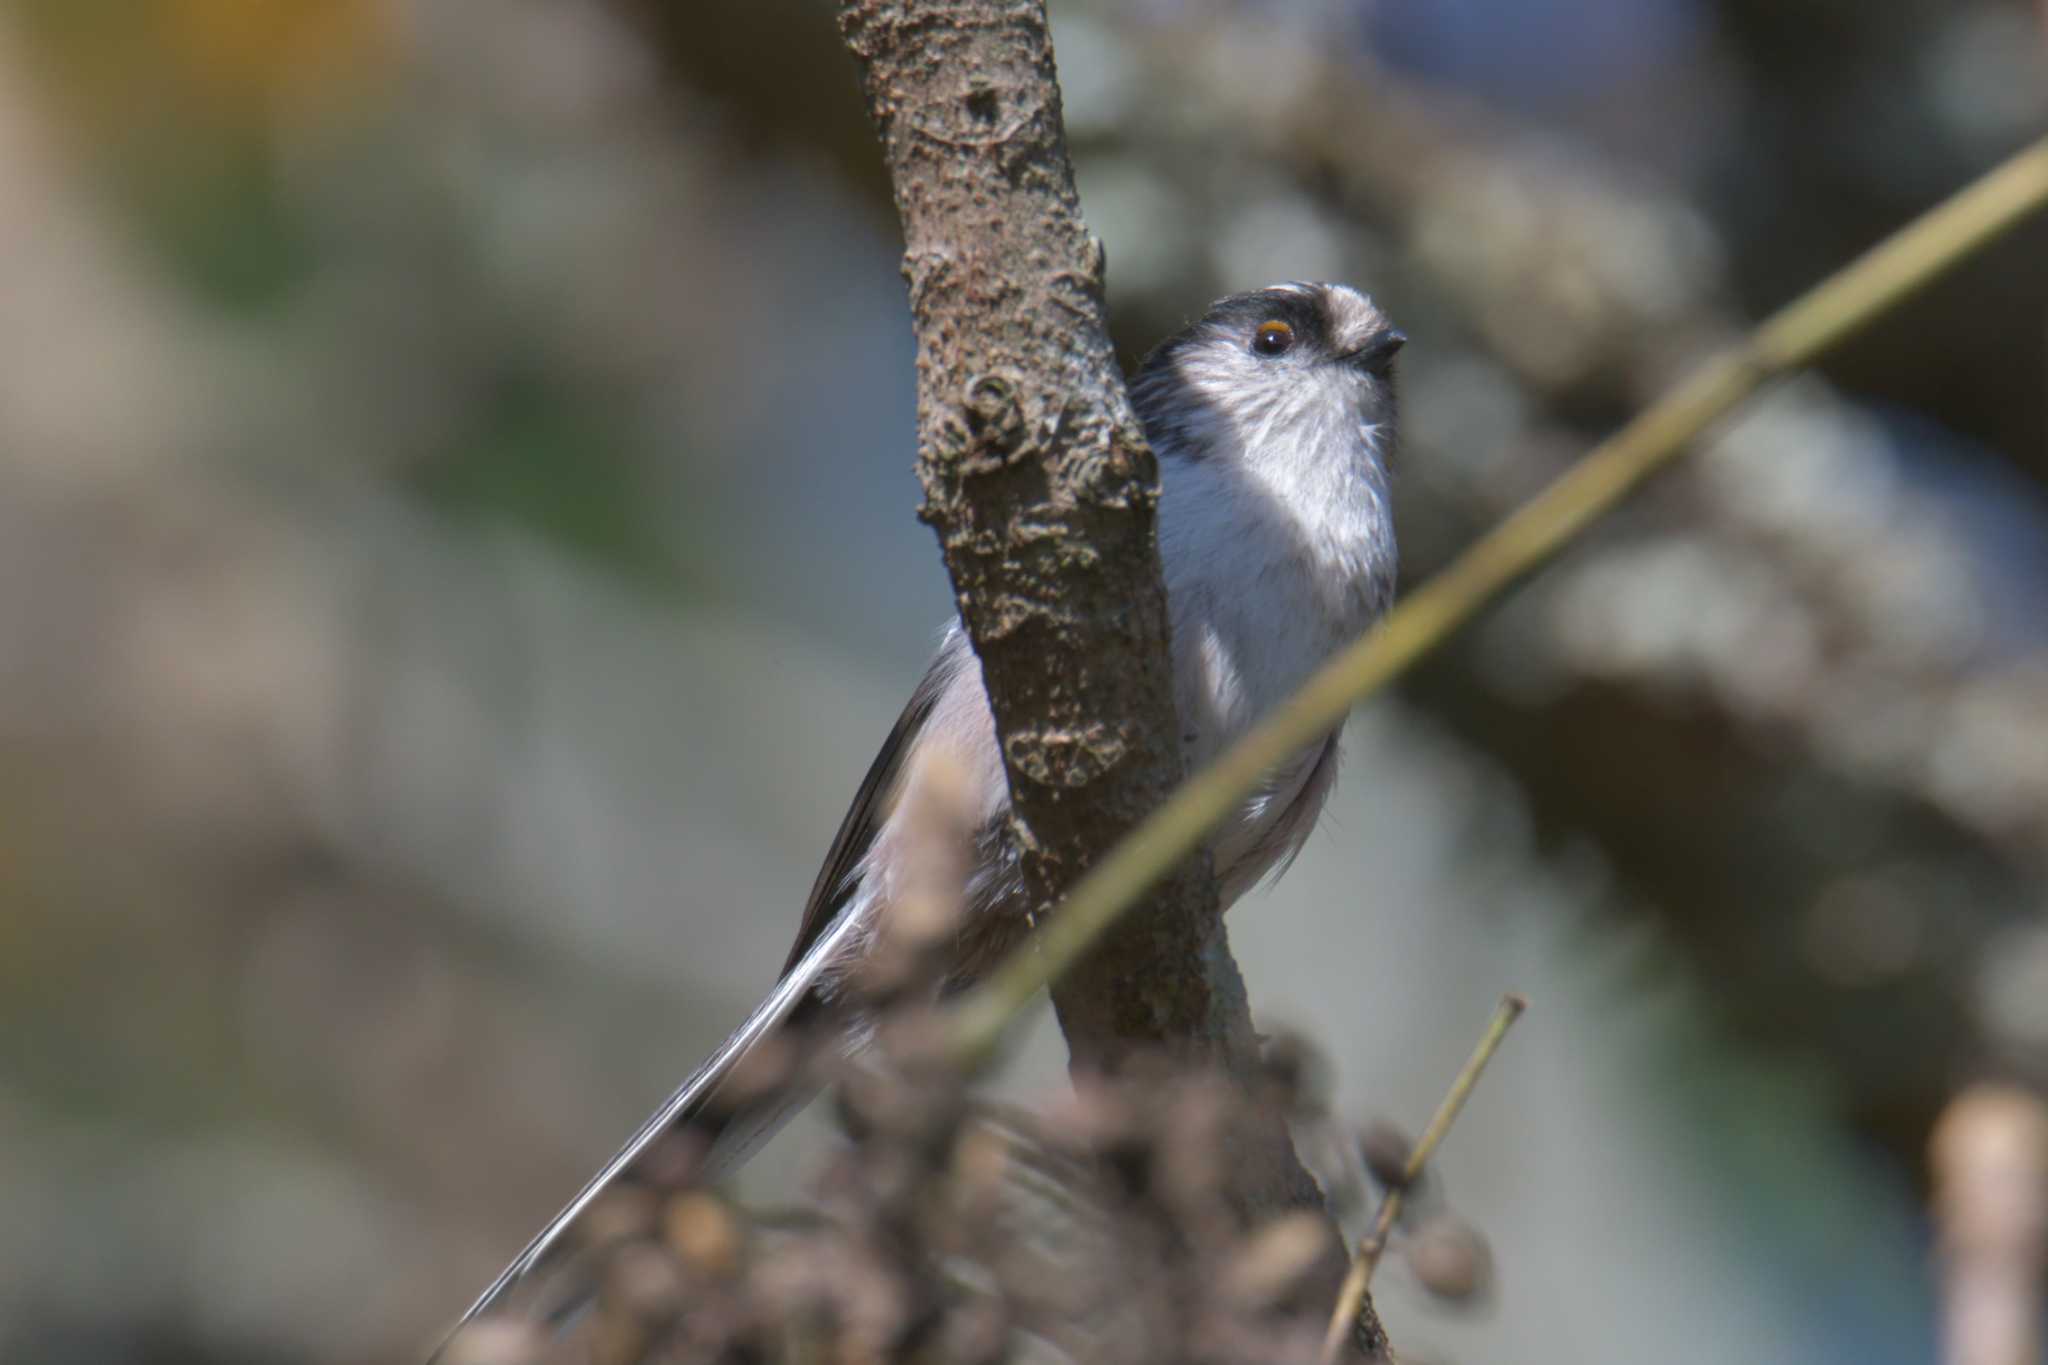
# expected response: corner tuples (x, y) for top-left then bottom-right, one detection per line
(435, 906), (865, 1349)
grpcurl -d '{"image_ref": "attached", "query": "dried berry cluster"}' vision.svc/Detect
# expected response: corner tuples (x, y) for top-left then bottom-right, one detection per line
(440, 1009), (1495, 1364)
(438, 769), (1494, 1365)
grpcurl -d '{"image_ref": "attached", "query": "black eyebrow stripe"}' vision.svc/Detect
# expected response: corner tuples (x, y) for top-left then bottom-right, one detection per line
(1200, 287), (1334, 353)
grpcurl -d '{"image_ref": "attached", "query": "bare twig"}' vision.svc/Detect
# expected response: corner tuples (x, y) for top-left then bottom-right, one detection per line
(944, 134), (2048, 1065)
(1321, 994), (1527, 1364)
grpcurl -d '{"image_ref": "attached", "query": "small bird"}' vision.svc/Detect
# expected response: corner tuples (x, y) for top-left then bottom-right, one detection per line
(450, 281), (1405, 1333)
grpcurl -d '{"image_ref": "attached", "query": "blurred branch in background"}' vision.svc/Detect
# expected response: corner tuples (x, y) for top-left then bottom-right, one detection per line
(1930, 1087), (2048, 1365)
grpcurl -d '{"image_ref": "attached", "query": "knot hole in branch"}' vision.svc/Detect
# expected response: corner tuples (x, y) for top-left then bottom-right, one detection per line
(965, 86), (1000, 124)
(961, 374), (1028, 465)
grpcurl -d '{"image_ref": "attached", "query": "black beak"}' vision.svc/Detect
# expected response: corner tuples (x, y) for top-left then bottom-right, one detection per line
(1346, 328), (1406, 375)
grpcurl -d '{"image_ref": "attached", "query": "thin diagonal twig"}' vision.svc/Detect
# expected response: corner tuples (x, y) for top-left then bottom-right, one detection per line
(1321, 993), (1527, 1363)
(942, 134), (2048, 1066)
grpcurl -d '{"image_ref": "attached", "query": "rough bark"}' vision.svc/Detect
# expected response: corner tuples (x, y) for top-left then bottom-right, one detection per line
(835, 0), (1217, 1061)
(836, 0), (1380, 1353)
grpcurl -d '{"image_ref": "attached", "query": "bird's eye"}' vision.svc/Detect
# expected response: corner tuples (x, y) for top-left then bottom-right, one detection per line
(1252, 320), (1295, 357)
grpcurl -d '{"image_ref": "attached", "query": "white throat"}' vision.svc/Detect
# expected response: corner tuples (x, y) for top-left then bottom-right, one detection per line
(1154, 396), (1396, 762)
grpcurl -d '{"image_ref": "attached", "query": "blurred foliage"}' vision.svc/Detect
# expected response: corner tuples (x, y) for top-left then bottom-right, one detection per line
(13, 0), (384, 306)
(411, 367), (682, 585)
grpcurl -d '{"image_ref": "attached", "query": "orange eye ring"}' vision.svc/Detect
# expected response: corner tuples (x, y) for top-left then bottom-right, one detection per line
(1252, 320), (1295, 356)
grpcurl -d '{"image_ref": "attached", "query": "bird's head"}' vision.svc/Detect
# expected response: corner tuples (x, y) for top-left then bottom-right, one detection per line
(1129, 281), (1404, 476)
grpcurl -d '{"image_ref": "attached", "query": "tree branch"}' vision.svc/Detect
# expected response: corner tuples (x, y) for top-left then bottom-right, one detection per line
(836, 0), (1373, 1349)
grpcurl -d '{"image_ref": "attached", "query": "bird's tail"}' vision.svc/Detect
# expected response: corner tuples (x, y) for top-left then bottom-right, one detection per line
(437, 907), (866, 1348)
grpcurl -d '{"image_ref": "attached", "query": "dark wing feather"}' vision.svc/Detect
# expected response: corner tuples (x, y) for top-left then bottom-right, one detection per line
(783, 658), (949, 974)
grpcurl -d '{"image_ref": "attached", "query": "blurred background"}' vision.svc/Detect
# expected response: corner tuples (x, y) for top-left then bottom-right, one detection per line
(1, 1), (2045, 1361)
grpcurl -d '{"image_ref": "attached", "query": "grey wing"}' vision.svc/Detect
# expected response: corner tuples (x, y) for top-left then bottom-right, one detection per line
(1217, 729), (1342, 904)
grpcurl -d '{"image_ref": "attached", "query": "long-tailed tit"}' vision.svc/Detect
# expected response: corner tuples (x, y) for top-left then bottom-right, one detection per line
(450, 281), (1405, 1332)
